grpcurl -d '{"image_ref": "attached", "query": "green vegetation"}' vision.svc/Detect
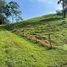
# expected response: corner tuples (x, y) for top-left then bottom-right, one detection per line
(58, 0), (67, 18)
(11, 14), (67, 48)
(0, 0), (67, 66)
(0, 0), (22, 24)
(0, 14), (66, 66)
(0, 29), (67, 67)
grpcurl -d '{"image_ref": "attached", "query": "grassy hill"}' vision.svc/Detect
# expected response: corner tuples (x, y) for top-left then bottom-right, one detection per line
(0, 28), (67, 67)
(10, 14), (67, 48)
(0, 14), (67, 67)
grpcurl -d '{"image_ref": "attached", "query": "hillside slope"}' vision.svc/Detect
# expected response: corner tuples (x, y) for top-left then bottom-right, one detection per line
(10, 14), (67, 47)
(1, 14), (67, 67)
(0, 29), (67, 67)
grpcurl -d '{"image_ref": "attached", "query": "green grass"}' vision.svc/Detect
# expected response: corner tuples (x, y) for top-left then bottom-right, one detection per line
(0, 14), (67, 67)
(0, 29), (67, 67)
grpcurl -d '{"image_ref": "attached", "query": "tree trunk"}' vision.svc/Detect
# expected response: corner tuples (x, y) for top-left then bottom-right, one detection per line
(48, 33), (52, 49)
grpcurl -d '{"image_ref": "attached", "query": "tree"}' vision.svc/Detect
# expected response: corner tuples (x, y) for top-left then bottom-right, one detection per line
(0, 0), (22, 24)
(0, 0), (11, 24)
(8, 1), (21, 23)
(44, 23), (60, 49)
(44, 23), (53, 49)
(0, 0), (7, 24)
(58, 0), (67, 18)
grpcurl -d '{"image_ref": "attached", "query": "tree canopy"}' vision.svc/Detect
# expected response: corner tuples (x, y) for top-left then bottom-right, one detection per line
(58, 0), (67, 18)
(0, 0), (22, 24)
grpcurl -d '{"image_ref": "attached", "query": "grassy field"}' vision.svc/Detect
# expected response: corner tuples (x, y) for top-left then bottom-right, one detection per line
(0, 29), (67, 67)
(0, 14), (67, 67)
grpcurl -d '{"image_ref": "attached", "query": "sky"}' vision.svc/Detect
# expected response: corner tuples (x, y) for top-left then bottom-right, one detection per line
(6, 0), (62, 20)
